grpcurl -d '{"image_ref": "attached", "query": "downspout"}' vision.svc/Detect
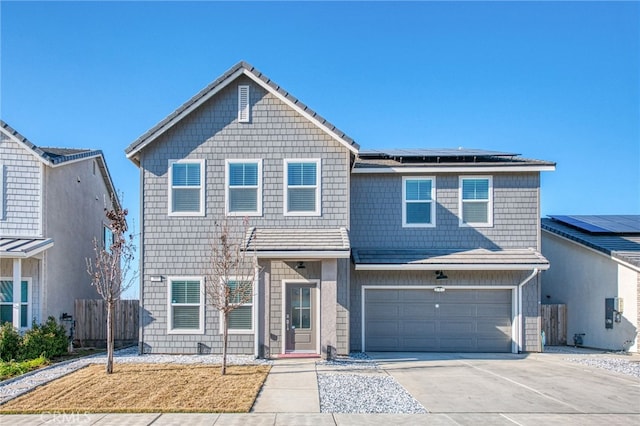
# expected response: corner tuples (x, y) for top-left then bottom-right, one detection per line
(138, 164), (145, 355)
(517, 268), (540, 353)
(254, 265), (259, 358)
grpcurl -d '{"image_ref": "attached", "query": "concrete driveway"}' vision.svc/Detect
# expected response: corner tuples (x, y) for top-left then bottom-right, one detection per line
(368, 352), (640, 424)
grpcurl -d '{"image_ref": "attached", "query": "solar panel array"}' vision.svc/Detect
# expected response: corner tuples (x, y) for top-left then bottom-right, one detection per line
(550, 215), (640, 234)
(359, 148), (518, 158)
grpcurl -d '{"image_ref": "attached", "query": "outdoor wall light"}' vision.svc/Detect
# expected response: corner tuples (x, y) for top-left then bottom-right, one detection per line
(435, 270), (448, 280)
(295, 262), (306, 270)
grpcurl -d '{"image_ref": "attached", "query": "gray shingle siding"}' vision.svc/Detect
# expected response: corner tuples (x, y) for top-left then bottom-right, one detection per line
(0, 136), (41, 236)
(350, 173), (540, 250)
(139, 76), (351, 354)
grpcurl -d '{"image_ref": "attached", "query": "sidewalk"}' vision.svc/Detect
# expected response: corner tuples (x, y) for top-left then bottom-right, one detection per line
(251, 358), (319, 412)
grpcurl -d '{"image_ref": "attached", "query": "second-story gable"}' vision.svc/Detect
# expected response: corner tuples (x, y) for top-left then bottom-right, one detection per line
(127, 62), (358, 231)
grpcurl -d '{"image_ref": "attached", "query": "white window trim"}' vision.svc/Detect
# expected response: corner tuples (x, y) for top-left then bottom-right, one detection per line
(402, 176), (436, 228)
(167, 276), (205, 335)
(219, 277), (255, 335)
(0, 277), (31, 330)
(238, 85), (250, 123)
(459, 176), (493, 227)
(168, 159), (205, 217)
(225, 159), (263, 216)
(283, 158), (321, 217)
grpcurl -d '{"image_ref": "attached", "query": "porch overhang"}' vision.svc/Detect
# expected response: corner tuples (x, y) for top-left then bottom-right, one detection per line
(245, 227), (350, 259)
(352, 248), (549, 271)
(0, 237), (54, 258)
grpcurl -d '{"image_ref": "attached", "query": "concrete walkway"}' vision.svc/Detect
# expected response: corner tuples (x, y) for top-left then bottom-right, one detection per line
(251, 358), (319, 413)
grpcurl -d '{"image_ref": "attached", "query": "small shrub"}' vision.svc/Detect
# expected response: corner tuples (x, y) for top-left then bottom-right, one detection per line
(0, 322), (21, 362)
(0, 355), (48, 380)
(20, 317), (68, 361)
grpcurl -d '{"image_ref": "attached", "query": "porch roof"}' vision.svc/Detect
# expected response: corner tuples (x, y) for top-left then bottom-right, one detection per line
(352, 248), (549, 271)
(0, 237), (54, 258)
(245, 227), (350, 258)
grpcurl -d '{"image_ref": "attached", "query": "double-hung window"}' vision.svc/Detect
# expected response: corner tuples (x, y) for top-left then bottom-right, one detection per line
(168, 159), (205, 216)
(222, 279), (254, 334)
(0, 279), (30, 329)
(459, 176), (493, 227)
(284, 159), (321, 216)
(402, 176), (435, 227)
(226, 159), (262, 216)
(168, 277), (204, 334)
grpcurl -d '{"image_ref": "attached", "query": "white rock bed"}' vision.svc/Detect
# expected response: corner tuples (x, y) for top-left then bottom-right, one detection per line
(565, 357), (640, 378)
(316, 353), (427, 414)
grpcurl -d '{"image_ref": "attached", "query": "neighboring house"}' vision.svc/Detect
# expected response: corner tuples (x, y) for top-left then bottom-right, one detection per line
(126, 61), (555, 357)
(542, 215), (639, 352)
(0, 121), (118, 330)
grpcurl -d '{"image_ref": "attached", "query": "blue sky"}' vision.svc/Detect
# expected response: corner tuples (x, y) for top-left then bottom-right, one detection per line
(2, 1), (639, 296)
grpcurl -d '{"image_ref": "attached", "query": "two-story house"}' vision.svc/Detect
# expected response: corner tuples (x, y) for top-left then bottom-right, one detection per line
(126, 62), (555, 357)
(0, 121), (118, 330)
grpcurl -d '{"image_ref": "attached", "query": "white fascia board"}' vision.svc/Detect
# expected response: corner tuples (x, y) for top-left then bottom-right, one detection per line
(255, 250), (351, 259)
(352, 165), (556, 174)
(126, 69), (246, 161)
(0, 127), (52, 166)
(0, 240), (55, 259)
(126, 68), (358, 162)
(363, 285), (517, 290)
(542, 229), (640, 273)
(242, 71), (358, 154)
(47, 153), (102, 168)
(354, 263), (550, 271)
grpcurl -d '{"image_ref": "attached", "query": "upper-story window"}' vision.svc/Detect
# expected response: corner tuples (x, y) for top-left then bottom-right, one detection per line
(402, 176), (435, 227)
(226, 160), (262, 216)
(103, 225), (114, 253)
(238, 85), (250, 123)
(459, 176), (493, 227)
(168, 159), (205, 216)
(284, 159), (321, 216)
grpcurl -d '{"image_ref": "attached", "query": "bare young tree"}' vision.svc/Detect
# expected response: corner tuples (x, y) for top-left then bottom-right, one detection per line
(86, 204), (137, 374)
(205, 218), (259, 375)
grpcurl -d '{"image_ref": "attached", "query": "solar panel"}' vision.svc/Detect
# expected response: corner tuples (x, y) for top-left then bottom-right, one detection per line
(550, 215), (640, 234)
(359, 148), (518, 159)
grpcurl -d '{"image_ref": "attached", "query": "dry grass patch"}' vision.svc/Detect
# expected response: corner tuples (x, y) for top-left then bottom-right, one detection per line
(0, 363), (270, 414)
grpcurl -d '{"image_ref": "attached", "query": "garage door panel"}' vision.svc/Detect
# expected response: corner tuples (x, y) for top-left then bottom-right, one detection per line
(439, 303), (476, 316)
(402, 304), (436, 318)
(439, 320), (475, 334)
(365, 288), (513, 352)
(402, 320), (436, 335)
(400, 290), (435, 302)
(367, 290), (398, 302)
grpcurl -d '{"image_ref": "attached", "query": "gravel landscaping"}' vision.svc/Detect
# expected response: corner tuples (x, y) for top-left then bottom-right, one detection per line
(565, 357), (640, 378)
(316, 353), (427, 414)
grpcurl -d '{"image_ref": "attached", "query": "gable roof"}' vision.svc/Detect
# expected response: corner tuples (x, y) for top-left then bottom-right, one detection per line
(125, 61), (359, 164)
(542, 216), (640, 269)
(0, 120), (120, 210)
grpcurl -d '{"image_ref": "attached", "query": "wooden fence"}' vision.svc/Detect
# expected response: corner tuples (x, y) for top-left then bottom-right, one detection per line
(74, 299), (139, 347)
(541, 304), (567, 346)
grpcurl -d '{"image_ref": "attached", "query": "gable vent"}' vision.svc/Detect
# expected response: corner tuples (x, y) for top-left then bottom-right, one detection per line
(238, 85), (250, 123)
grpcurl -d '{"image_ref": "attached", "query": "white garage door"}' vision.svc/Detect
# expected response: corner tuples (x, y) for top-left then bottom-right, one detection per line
(364, 288), (513, 352)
